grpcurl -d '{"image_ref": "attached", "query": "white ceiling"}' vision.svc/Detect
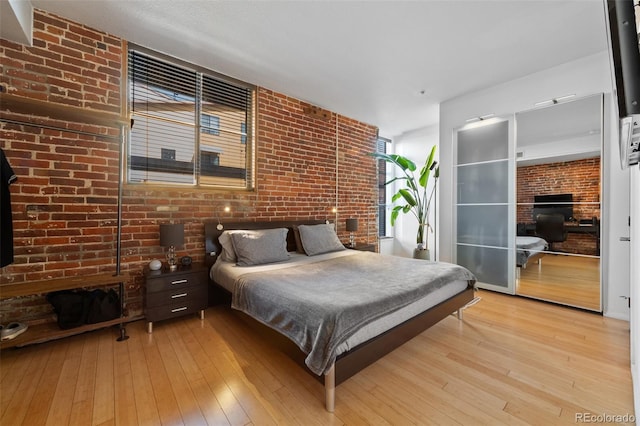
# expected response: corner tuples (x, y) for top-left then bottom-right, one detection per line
(16, 1), (610, 137)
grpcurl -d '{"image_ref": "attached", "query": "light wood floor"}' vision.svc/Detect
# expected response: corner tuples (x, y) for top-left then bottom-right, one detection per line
(517, 254), (601, 311)
(0, 290), (634, 425)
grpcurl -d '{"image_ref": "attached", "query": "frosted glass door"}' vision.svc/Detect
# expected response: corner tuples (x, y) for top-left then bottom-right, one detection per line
(455, 119), (514, 293)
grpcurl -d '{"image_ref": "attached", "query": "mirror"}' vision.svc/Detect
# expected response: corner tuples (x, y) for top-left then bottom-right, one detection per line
(515, 94), (602, 311)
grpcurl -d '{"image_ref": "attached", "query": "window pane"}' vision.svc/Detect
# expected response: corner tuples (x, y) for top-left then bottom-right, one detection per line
(129, 114), (196, 184)
(377, 136), (391, 237)
(200, 74), (251, 187)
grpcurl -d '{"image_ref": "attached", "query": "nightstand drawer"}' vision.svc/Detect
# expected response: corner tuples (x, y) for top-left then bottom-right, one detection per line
(145, 294), (208, 322)
(146, 285), (208, 308)
(146, 270), (207, 293)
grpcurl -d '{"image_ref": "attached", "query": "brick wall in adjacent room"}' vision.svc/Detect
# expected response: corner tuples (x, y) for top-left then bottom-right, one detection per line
(517, 157), (600, 255)
(0, 10), (378, 324)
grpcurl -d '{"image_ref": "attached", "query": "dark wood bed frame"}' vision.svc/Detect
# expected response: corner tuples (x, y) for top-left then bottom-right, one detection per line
(204, 220), (475, 411)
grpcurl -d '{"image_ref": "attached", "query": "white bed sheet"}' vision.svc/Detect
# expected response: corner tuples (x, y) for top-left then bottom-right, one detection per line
(211, 251), (469, 356)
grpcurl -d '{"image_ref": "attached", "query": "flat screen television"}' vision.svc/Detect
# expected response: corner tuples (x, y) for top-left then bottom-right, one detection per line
(605, 0), (640, 168)
(533, 193), (574, 221)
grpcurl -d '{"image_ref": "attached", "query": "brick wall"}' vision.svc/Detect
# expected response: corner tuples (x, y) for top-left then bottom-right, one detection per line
(517, 157), (600, 255)
(0, 10), (378, 324)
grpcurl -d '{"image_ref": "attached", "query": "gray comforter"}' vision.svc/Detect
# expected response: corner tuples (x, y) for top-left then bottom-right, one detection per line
(231, 252), (476, 375)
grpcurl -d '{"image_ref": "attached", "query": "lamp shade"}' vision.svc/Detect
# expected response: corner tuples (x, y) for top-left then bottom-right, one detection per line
(159, 223), (184, 247)
(345, 218), (358, 232)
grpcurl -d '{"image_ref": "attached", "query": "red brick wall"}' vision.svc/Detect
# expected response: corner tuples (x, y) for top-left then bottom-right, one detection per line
(0, 10), (378, 323)
(517, 157), (600, 255)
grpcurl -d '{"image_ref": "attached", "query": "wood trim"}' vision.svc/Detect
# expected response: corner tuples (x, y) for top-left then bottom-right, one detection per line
(0, 272), (131, 300)
(0, 93), (127, 128)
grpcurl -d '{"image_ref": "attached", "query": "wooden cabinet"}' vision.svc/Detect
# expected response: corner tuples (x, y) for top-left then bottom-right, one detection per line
(145, 264), (208, 333)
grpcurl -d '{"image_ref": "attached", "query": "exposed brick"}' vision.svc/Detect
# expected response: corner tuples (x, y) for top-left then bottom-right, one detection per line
(1, 11), (378, 327)
(517, 157), (600, 255)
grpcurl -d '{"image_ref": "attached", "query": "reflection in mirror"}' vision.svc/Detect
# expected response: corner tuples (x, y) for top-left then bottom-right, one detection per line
(515, 94), (602, 311)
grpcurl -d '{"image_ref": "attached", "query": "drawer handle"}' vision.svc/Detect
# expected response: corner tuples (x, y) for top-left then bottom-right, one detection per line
(171, 279), (188, 285)
(171, 293), (188, 299)
(171, 307), (188, 313)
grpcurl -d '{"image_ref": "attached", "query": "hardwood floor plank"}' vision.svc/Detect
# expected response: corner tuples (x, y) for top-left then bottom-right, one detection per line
(168, 320), (231, 425)
(45, 335), (85, 426)
(138, 324), (185, 426)
(21, 339), (71, 426)
(185, 314), (256, 425)
(125, 325), (161, 426)
(153, 324), (208, 425)
(331, 385), (393, 426)
(92, 329), (116, 426)
(0, 343), (52, 425)
(69, 333), (99, 426)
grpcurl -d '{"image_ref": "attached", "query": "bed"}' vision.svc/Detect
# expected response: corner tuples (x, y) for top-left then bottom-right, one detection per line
(516, 236), (547, 270)
(204, 220), (476, 411)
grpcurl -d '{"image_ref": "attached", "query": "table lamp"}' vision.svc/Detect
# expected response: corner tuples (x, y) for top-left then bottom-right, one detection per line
(346, 218), (358, 248)
(160, 223), (184, 271)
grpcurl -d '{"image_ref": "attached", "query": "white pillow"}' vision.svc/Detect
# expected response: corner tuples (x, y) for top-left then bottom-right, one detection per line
(230, 228), (290, 266)
(298, 223), (346, 256)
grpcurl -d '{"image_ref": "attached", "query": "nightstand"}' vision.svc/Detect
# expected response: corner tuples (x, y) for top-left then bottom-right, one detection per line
(345, 243), (377, 252)
(144, 263), (208, 333)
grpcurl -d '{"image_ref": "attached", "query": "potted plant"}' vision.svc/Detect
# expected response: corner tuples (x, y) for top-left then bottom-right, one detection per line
(370, 145), (439, 259)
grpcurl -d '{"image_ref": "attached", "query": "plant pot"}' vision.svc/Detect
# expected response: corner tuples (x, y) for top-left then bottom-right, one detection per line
(413, 248), (430, 260)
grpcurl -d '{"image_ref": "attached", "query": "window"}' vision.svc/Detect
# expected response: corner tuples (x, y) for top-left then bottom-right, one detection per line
(201, 114), (220, 136)
(127, 47), (254, 188)
(377, 136), (392, 237)
(161, 148), (176, 161)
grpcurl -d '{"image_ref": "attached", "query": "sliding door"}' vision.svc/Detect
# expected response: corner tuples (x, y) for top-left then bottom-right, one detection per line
(454, 118), (515, 293)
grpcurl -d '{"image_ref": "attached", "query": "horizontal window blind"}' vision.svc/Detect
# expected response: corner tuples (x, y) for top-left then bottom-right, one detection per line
(128, 48), (254, 188)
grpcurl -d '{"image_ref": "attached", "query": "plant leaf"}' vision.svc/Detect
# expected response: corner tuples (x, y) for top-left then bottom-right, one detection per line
(390, 206), (402, 225)
(391, 155), (416, 172)
(398, 189), (417, 206)
(368, 152), (416, 172)
(418, 145), (437, 187)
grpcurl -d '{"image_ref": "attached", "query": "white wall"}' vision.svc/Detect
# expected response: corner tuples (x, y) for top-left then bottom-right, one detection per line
(390, 124), (440, 258)
(438, 51), (631, 319)
(0, 0), (33, 46)
(630, 163), (640, 414)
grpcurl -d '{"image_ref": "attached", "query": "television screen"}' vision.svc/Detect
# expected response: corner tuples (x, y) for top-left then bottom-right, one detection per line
(606, 0), (640, 117)
(533, 193), (574, 221)
(605, 0), (640, 167)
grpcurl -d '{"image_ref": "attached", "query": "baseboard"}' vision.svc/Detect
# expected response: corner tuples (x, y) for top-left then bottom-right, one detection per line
(633, 362), (639, 421)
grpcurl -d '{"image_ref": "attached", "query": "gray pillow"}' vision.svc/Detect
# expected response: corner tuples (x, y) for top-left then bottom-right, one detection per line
(218, 230), (240, 262)
(298, 223), (346, 256)
(230, 228), (290, 266)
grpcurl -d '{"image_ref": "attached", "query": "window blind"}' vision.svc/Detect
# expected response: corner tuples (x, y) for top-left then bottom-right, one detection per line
(128, 48), (254, 188)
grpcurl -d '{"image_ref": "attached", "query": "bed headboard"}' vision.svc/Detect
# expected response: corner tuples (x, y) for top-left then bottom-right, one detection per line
(204, 220), (329, 269)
